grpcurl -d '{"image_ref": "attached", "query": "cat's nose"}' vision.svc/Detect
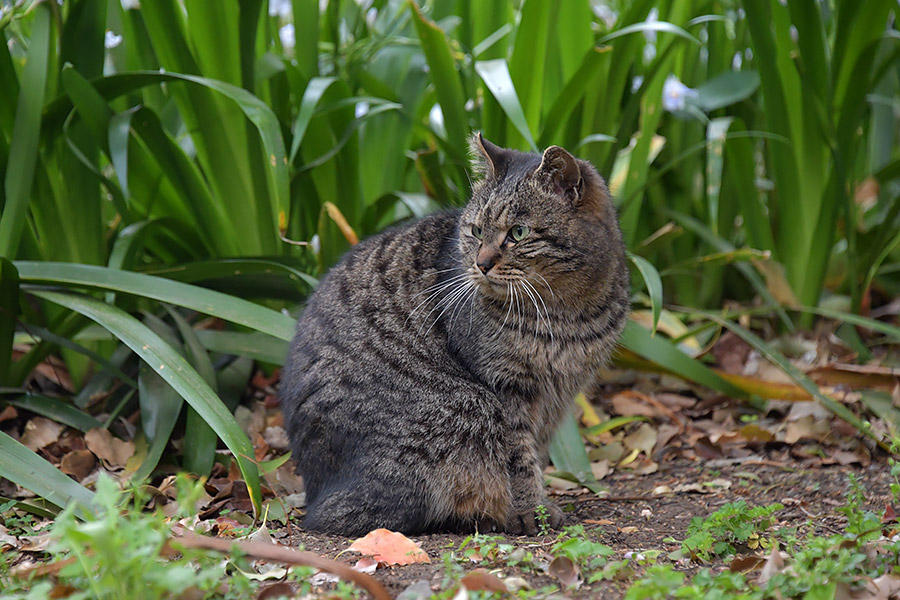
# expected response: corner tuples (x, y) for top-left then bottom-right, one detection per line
(476, 247), (500, 274)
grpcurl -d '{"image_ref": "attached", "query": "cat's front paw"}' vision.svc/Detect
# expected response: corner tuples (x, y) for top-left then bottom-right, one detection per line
(504, 502), (564, 535)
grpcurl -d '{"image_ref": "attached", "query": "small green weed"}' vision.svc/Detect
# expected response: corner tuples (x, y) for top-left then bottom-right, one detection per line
(838, 474), (882, 539)
(534, 505), (551, 536)
(681, 501), (783, 560)
(1, 474), (265, 599)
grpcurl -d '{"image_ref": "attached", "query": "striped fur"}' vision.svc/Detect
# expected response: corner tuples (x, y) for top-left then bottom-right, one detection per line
(281, 137), (629, 536)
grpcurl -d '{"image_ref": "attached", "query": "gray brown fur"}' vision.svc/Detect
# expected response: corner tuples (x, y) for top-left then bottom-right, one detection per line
(281, 136), (629, 536)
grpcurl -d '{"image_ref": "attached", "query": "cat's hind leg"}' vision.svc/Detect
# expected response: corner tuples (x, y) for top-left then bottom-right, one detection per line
(302, 476), (430, 537)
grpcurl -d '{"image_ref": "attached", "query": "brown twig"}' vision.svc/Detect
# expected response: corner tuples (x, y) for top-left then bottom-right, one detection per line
(171, 532), (391, 600)
(12, 532), (391, 600)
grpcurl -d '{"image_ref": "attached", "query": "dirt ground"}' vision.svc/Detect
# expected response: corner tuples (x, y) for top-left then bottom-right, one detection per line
(280, 455), (893, 599)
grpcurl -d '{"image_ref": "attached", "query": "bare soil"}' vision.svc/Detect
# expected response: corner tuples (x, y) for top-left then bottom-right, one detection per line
(280, 456), (893, 599)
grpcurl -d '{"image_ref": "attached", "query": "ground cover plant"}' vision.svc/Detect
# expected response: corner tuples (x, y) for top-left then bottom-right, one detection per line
(1, 0), (900, 597)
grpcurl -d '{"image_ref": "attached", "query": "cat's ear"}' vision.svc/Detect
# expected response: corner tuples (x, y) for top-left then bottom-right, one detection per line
(534, 145), (583, 203)
(469, 132), (508, 179)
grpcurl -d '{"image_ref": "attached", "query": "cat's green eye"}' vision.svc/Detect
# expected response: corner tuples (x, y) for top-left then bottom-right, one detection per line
(471, 224), (484, 239)
(509, 225), (530, 242)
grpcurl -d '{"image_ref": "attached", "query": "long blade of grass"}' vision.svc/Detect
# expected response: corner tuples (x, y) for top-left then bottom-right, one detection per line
(549, 413), (603, 494)
(15, 262), (296, 341)
(408, 0), (468, 159)
(619, 321), (748, 399)
(598, 20), (700, 46)
(4, 394), (103, 433)
(0, 431), (94, 519)
(30, 289), (262, 513)
(628, 253), (663, 335)
(0, 3), (51, 258)
(195, 330), (289, 365)
(665, 210), (793, 331)
(539, 47), (611, 148)
(165, 306), (219, 477)
(132, 363), (182, 483)
(0, 258), (19, 384)
(475, 59), (537, 152)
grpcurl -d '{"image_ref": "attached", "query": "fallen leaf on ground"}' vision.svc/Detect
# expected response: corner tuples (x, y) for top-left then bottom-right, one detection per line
(84, 428), (135, 468)
(348, 528), (430, 565)
(548, 555), (581, 589)
(623, 423), (658, 454)
(21, 417), (65, 452)
(354, 557), (378, 574)
(461, 569), (507, 593)
(0, 525), (17, 549)
(257, 582), (295, 600)
(611, 391), (658, 418)
(59, 449), (96, 481)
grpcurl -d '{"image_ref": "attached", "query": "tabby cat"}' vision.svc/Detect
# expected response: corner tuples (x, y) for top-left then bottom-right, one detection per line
(281, 135), (629, 536)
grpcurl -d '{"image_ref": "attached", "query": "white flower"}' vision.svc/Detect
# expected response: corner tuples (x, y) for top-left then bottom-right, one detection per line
(732, 51), (743, 70)
(355, 101), (369, 119)
(268, 0), (291, 19)
(662, 74), (698, 112)
(104, 30), (123, 49)
(631, 75), (644, 93)
(279, 23), (295, 50)
(120, 0), (140, 10)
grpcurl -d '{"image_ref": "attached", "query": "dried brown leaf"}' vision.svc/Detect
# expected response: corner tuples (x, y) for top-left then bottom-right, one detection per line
(623, 423), (657, 454)
(59, 449), (96, 481)
(84, 428), (135, 468)
(257, 582), (296, 600)
(460, 569), (507, 593)
(21, 417), (65, 452)
(548, 556), (581, 589)
(611, 391), (657, 418)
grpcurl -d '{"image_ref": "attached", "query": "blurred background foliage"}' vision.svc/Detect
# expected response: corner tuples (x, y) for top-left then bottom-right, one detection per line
(1, 0), (899, 513)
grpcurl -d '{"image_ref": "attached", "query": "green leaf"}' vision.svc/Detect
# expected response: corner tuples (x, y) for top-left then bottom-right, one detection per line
(165, 306), (218, 477)
(692, 70), (761, 112)
(598, 20), (700, 46)
(408, 0), (468, 158)
(0, 431), (94, 519)
(195, 330), (289, 365)
(133, 362), (182, 483)
(0, 3), (52, 258)
(15, 262), (296, 341)
(628, 253), (663, 334)
(4, 394), (103, 433)
(549, 413), (602, 494)
(0, 258), (19, 384)
(619, 321), (748, 399)
(475, 59), (537, 152)
(30, 289), (262, 513)
(539, 47), (611, 148)
(289, 76), (338, 164)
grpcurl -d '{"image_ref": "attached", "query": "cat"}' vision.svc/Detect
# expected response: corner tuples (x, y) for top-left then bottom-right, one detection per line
(280, 134), (629, 536)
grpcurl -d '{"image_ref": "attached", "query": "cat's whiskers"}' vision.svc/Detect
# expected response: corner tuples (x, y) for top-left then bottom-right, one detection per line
(521, 278), (554, 341)
(412, 272), (468, 299)
(500, 281), (515, 329)
(533, 272), (556, 299)
(449, 283), (479, 332)
(422, 278), (475, 337)
(406, 273), (471, 326)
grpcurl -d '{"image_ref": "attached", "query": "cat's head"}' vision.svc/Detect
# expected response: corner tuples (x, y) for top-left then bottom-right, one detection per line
(458, 133), (624, 303)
